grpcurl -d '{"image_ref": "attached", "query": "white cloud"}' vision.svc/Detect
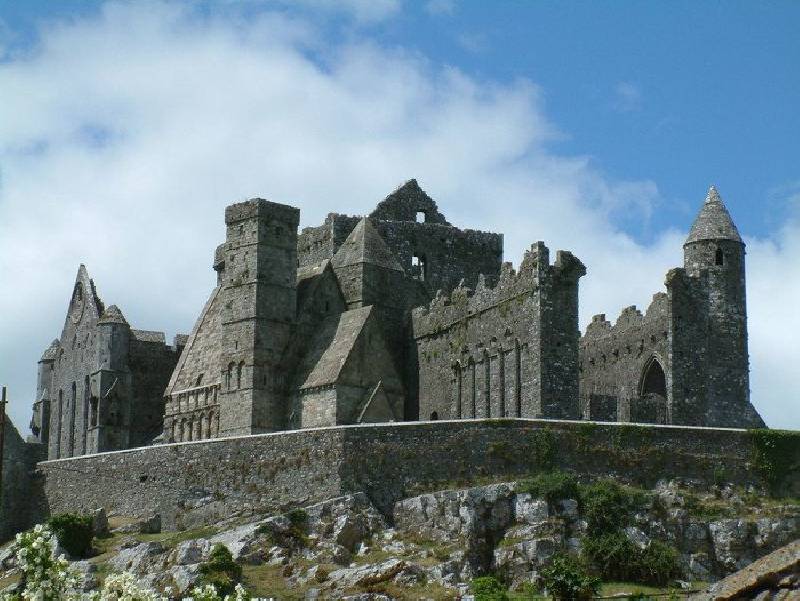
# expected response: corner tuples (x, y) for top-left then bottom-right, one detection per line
(745, 201), (800, 429)
(613, 81), (642, 112)
(0, 1), (795, 433)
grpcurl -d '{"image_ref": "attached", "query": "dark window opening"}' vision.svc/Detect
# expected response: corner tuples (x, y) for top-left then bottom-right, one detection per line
(641, 358), (667, 397)
(416, 211), (426, 223)
(430, 411), (439, 420)
(715, 248), (724, 266)
(324, 300), (330, 312)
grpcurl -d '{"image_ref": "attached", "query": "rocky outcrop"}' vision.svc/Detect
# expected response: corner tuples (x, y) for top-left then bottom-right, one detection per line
(0, 483), (797, 598)
(691, 539), (800, 600)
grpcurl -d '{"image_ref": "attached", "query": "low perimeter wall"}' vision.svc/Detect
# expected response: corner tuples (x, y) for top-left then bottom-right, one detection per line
(37, 419), (796, 531)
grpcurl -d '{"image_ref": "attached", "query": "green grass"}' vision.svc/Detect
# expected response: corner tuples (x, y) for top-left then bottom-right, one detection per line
(598, 581), (708, 597)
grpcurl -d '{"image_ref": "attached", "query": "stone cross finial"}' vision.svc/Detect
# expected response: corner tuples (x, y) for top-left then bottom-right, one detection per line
(706, 185), (721, 204)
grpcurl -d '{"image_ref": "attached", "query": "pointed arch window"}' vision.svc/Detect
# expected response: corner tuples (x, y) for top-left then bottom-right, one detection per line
(640, 357), (667, 398)
(236, 362), (244, 389)
(226, 363), (234, 390)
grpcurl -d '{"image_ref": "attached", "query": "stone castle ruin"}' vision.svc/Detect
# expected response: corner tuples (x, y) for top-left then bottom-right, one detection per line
(28, 180), (764, 461)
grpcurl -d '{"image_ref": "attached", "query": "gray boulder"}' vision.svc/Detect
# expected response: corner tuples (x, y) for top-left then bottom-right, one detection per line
(174, 538), (210, 565)
(108, 541), (165, 574)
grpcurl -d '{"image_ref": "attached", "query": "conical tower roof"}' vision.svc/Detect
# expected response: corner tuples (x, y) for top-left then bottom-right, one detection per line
(40, 339), (60, 361)
(685, 186), (743, 245)
(331, 218), (404, 272)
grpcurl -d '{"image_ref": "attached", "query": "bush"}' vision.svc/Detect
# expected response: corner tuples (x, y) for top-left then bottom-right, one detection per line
(47, 513), (94, 558)
(518, 471), (580, 506)
(582, 533), (680, 587)
(580, 479), (647, 535)
(199, 544), (243, 596)
(636, 540), (681, 587)
(539, 554), (600, 601)
(471, 575), (509, 601)
(287, 508), (308, 528)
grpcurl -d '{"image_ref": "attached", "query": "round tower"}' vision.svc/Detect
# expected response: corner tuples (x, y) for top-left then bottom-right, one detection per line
(682, 186), (753, 426)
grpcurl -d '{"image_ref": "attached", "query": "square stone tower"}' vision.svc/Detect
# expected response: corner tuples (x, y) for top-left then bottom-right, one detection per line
(218, 199), (300, 436)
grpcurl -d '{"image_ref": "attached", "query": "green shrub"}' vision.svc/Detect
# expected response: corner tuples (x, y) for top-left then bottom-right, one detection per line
(532, 427), (556, 470)
(287, 508), (308, 528)
(582, 531), (639, 582)
(580, 479), (647, 535)
(518, 471), (580, 506)
(471, 575), (509, 601)
(199, 543), (242, 596)
(749, 429), (800, 495)
(47, 513), (94, 558)
(539, 554), (600, 600)
(582, 533), (680, 587)
(636, 540), (681, 587)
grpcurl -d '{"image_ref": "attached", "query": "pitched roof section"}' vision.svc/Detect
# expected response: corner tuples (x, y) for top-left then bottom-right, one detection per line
(165, 286), (224, 394)
(330, 218), (403, 272)
(299, 306), (373, 390)
(685, 186), (743, 244)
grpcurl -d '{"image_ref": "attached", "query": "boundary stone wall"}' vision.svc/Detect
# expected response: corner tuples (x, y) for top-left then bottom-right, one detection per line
(34, 419), (786, 533)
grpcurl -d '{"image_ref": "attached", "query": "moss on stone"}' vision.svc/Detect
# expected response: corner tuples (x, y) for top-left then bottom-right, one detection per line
(748, 429), (800, 495)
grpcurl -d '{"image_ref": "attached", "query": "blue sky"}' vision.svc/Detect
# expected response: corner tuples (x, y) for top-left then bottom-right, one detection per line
(0, 0), (798, 431)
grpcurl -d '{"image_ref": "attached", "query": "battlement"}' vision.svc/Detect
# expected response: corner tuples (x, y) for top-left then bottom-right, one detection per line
(224, 198), (300, 226)
(413, 242), (584, 338)
(582, 292), (668, 344)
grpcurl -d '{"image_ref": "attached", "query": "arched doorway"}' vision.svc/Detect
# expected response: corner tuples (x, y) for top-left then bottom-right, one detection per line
(632, 357), (667, 424)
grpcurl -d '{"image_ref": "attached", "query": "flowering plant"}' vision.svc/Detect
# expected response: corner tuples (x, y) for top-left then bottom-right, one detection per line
(189, 582), (251, 601)
(6, 524), (81, 601)
(1, 523), (254, 601)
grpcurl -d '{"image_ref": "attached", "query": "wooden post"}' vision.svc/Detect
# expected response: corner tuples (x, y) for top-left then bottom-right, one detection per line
(0, 386), (7, 507)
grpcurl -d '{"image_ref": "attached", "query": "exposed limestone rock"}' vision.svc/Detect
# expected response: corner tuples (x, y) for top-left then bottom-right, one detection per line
(1, 484), (797, 599)
(108, 541), (165, 574)
(691, 539), (800, 600)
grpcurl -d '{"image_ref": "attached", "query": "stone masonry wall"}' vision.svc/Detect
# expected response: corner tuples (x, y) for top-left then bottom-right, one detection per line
(35, 419), (780, 532)
(299, 213), (502, 299)
(1, 419), (47, 541)
(413, 243), (584, 422)
(579, 293), (670, 423)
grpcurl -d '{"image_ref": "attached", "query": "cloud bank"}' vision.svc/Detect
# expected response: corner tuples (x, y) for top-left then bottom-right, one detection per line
(0, 1), (796, 432)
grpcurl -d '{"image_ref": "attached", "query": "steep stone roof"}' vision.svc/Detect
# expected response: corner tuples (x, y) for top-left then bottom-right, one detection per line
(165, 286), (223, 394)
(331, 218), (403, 272)
(97, 305), (128, 325)
(299, 306), (373, 390)
(685, 186), (743, 244)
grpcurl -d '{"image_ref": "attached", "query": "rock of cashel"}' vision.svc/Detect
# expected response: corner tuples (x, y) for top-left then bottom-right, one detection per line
(26, 180), (763, 462)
